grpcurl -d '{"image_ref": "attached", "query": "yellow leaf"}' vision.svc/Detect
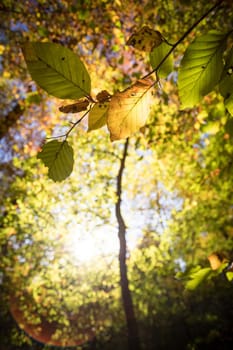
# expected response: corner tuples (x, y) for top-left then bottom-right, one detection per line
(208, 252), (226, 270)
(3, 71), (10, 78)
(107, 79), (153, 141)
(88, 102), (109, 132)
(0, 44), (5, 55)
(126, 26), (164, 52)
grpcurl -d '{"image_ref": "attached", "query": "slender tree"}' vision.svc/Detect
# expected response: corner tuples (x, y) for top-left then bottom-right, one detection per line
(116, 138), (141, 350)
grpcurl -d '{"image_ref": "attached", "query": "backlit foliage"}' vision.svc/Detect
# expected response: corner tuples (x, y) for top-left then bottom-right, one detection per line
(1, 1), (233, 349)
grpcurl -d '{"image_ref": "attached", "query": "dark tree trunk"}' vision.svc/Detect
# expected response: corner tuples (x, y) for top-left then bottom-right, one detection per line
(116, 138), (141, 350)
(0, 104), (24, 139)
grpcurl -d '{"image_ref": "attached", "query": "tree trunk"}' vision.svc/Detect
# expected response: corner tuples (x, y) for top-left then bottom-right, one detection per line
(116, 138), (141, 350)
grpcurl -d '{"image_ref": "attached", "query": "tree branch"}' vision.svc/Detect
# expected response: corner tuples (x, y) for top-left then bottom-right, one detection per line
(116, 138), (129, 231)
(0, 104), (24, 139)
(0, 5), (21, 14)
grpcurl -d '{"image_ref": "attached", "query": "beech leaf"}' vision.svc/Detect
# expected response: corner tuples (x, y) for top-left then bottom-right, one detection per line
(219, 46), (233, 115)
(185, 267), (212, 290)
(150, 42), (173, 78)
(178, 31), (227, 108)
(37, 140), (74, 182)
(59, 99), (89, 113)
(96, 90), (111, 103)
(208, 253), (224, 270)
(22, 42), (91, 100)
(107, 79), (153, 141)
(88, 102), (109, 132)
(126, 26), (164, 52)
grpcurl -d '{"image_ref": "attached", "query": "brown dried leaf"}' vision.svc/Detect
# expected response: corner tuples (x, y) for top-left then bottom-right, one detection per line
(59, 99), (89, 113)
(96, 90), (111, 103)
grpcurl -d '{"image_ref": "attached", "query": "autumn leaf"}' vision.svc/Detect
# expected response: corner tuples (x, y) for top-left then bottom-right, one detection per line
(107, 79), (153, 141)
(126, 26), (164, 52)
(208, 252), (230, 274)
(59, 99), (89, 113)
(96, 90), (111, 103)
(88, 102), (109, 132)
(208, 253), (225, 270)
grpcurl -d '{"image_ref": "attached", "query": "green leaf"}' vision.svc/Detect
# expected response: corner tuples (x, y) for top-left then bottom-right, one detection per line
(219, 46), (233, 115)
(22, 42), (91, 100)
(178, 31), (227, 108)
(225, 95), (233, 115)
(185, 267), (212, 290)
(149, 42), (173, 78)
(25, 92), (42, 105)
(37, 140), (74, 182)
(88, 102), (109, 132)
(219, 46), (233, 97)
(107, 79), (153, 141)
(226, 271), (233, 281)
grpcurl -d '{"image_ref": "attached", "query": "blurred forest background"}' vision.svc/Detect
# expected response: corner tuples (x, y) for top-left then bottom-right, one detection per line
(0, 0), (233, 349)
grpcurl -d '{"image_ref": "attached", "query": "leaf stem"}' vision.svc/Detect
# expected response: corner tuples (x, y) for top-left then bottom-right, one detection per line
(142, 0), (224, 80)
(65, 108), (90, 139)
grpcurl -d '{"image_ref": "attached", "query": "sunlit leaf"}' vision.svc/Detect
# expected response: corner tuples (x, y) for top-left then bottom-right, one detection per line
(226, 271), (233, 281)
(88, 102), (109, 132)
(150, 42), (173, 78)
(219, 46), (233, 115)
(25, 91), (42, 105)
(208, 252), (225, 270)
(126, 26), (164, 52)
(107, 79), (153, 141)
(219, 46), (233, 97)
(22, 42), (91, 99)
(224, 95), (233, 115)
(185, 267), (212, 290)
(178, 31), (227, 108)
(37, 140), (74, 182)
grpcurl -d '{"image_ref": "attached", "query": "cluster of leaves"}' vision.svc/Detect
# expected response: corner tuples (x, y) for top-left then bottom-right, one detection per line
(2, 1), (233, 349)
(22, 19), (233, 182)
(126, 228), (233, 350)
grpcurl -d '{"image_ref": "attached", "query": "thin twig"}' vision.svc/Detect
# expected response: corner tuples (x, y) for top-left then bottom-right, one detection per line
(46, 108), (90, 141)
(65, 108), (90, 139)
(0, 6), (21, 14)
(93, 149), (121, 160)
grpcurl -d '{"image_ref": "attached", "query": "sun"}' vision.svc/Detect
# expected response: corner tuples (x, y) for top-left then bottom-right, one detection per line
(64, 223), (120, 263)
